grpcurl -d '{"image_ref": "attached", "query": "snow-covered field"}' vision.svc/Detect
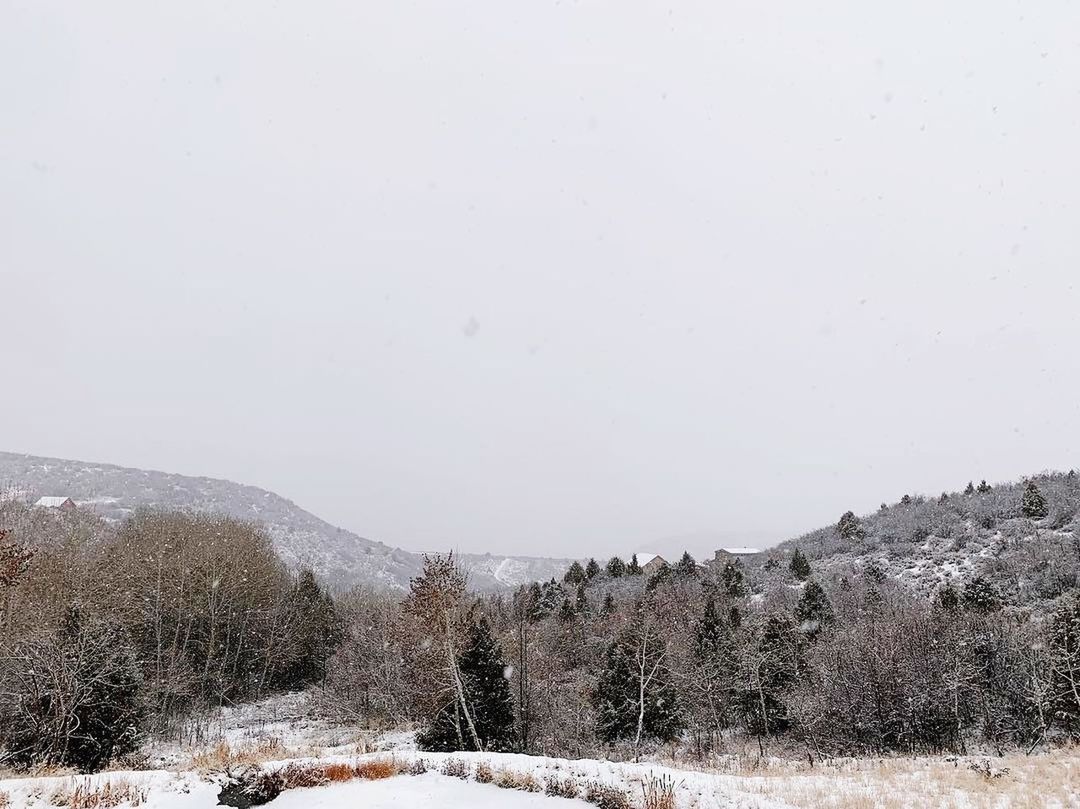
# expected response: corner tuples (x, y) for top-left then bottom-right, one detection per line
(2, 695), (1076, 808)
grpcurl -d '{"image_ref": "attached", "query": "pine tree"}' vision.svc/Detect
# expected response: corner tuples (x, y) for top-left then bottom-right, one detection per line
(601, 593), (616, 615)
(585, 558), (601, 579)
(976, 480), (992, 494)
(274, 569), (342, 689)
(936, 583), (961, 613)
(418, 619), (516, 752)
(962, 576), (1000, 613)
(837, 511), (863, 541)
(790, 548), (811, 581)
(526, 581), (546, 620)
(627, 554), (643, 576)
(964, 481), (976, 495)
(575, 584), (589, 614)
(900, 494), (913, 506)
(794, 580), (834, 635)
(559, 597), (577, 622)
(606, 556), (627, 578)
(1022, 480), (1049, 519)
(592, 627), (684, 750)
(564, 561), (587, 584)
(675, 551), (698, 577)
(722, 561), (746, 598)
(939, 491), (949, 504)
(694, 597), (738, 731)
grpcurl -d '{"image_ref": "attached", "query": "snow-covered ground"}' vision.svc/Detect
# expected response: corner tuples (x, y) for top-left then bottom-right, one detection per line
(2, 694), (1075, 808)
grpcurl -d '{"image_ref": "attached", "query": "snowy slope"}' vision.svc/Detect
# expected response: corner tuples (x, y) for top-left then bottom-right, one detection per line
(0, 451), (571, 592)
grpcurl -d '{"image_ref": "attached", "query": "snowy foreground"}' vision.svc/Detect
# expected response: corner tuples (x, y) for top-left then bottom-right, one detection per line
(3, 746), (1078, 809)
(1, 695), (1076, 808)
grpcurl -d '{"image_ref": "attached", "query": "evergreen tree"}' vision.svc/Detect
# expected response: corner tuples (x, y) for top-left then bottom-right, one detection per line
(418, 619), (516, 752)
(962, 576), (1000, 613)
(601, 593), (616, 615)
(722, 561), (746, 598)
(936, 583), (961, 614)
(585, 558), (601, 579)
(575, 584), (589, 614)
(627, 554), (643, 576)
(939, 491), (949, 504)
(790, 548), (811, 581)
(837, 511), (863, 541)
(1022, 480), (1049, 519)
(526, 581), (546, 621)
(592, 628), (684, 749)
(900, 494), (913, 506)
(606, 556), (627, 578)
(558, 597), (577, 622)
(675, 551), (698, 577)
(794, 580), (834, 635)
(564, 561), (587, 584)
(695, 597), (737, 728)
(976, 480), (992, 494)
(274, 568), (342, 688)
(964, 481), (976, 495)
(740, 615), (797, 741)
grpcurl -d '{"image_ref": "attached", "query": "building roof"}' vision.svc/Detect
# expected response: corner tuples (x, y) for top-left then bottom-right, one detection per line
(720, 547), (760, 555)
(628, 553), (661, 566)
(34, 496), (74, 508)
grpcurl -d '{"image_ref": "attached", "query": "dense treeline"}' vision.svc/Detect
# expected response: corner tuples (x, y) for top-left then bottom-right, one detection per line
(323, 476), (1080, 761)
(4, 472), (1080, 772)
(0, 501), (340, 771)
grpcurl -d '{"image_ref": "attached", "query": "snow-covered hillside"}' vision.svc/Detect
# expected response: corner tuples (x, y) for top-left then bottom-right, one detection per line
(0, 451), (570, 592)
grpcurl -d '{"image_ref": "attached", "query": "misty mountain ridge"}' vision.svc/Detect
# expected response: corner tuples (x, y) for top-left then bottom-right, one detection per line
(753, 470), (1080, 607)
(0, 451), (570, 592)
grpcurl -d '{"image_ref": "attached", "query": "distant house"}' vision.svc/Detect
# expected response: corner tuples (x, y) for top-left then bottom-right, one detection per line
(714, 547), (760, 565)
(630, 553), (668, 576)
(34, 496), (77, 511)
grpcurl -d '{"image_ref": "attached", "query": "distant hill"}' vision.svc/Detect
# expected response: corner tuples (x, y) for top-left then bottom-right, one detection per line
(754, 470), (1080, 607)
(0, 451), (571, 592)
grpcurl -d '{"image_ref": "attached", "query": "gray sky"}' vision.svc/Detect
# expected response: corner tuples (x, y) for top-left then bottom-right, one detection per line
(3, 1), (1079, 560)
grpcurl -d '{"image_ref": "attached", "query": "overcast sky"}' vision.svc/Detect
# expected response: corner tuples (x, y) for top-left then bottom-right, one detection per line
(3, 1), (1079, 559)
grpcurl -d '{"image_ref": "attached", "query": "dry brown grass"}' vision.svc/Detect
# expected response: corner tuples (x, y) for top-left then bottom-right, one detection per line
(545, 775), (581, 799)
(494, 769), (542, 792)
(475, 762), (495, 783)
(322, 762), (356, 782)
(190, 738), (286, 772)
(721, 746), (1080, 809)
(640, 773), (678, 809)
(48, 780), (147, 809)
(354, 758), (403, 780)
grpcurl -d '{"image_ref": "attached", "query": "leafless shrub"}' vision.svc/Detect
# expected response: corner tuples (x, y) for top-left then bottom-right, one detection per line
(545, 775), (581, 799)
(475, 762), (495, 783)
(440, 759), (470, 779)
(407, 758), (428, 775)
(585, 782), (632, 809)
(278, 762), (329, 789)
(967, 759), (1010, 781)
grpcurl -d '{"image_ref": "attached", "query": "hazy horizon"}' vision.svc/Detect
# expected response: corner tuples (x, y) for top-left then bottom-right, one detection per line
(4, 1), (1079, 559)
